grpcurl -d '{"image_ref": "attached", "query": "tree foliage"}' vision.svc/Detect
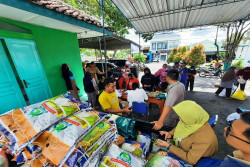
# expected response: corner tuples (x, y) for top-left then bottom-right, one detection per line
(133, 53), (145, 62)
(141, 33), (154, 42)
(221, 20), (250, 62)
(168, 46), (188, 63)
(63, 0), (132, 37)
(183, 44), (206, 66)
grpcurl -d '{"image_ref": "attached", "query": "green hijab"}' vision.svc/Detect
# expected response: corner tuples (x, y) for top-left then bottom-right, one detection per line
(172, 100), (209, 146)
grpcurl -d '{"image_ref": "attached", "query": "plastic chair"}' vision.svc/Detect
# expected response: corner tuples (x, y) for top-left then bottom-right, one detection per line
(132, 102), (149, 121)
(208, 115), (218, 127)
(196, 157), (223, 167)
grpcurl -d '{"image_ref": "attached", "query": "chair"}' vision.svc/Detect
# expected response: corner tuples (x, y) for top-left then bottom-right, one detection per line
(208, 115), (218, 127)
(131, 102), (149, 121)
(196, 157), (223, 167)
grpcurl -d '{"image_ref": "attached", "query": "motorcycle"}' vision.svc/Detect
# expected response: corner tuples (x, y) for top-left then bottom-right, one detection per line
(199, 64), (223, 77)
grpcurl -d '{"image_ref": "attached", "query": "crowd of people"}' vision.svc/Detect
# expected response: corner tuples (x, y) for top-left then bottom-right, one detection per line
(215, 66), (250, 99)
(61, 62), (250, 167)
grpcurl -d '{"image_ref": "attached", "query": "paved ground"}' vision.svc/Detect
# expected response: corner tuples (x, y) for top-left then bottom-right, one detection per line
(138, 62), (250, 159)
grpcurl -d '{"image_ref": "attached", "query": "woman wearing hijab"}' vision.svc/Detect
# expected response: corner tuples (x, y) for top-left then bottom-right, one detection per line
(236, 67), (250, 91)
(215, 66), (237, 99)
(156, 100), (218, 165)
(61, 64), (80, 100)
(141, 67), (155, 91)
(83, 72), (98, 108)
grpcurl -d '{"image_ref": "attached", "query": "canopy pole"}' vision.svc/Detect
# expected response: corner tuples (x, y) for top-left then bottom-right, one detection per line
(101, 0), (107, 77)
(139, 33), (141, 56)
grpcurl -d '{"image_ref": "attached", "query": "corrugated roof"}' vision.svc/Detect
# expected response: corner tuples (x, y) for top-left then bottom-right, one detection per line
(78, 35), (140, 51)
(28, 0), (115, 32)
(112, 0), (250, 33)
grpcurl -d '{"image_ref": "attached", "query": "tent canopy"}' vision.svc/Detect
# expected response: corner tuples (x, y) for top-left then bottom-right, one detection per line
(112, 0), (250, 34)
(78, 35), (140, 51)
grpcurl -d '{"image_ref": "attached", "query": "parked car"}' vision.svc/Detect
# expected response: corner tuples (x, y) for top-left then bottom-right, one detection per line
(86, 61), (117, 72)
(109, 59), (139, 78)
(108, 59), (130, 67)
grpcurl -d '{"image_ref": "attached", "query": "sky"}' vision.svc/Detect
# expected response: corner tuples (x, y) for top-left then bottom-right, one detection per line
(125, 26), (227, 47)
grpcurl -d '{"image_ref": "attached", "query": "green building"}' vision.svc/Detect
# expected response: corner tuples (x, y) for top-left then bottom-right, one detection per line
(0, 0), (113, 113)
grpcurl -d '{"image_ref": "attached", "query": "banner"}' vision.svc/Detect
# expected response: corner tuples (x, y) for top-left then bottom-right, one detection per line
(131, 43), (139, 54)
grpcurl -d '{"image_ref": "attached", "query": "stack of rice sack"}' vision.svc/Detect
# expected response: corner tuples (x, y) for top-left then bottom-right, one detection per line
(0, 93), (118, 166)
(0, 92), (89, 152)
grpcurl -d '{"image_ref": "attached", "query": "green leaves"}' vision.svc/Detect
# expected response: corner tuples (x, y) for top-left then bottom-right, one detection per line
(63, 0), (131, 37)
(168, 45), (206, 66)
(133, 53), (145, 62)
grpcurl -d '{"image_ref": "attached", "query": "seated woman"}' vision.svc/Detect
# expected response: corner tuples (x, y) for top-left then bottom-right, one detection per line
(157, 100), (218, 165)
(127, 83), (148, 107)
(126, 73), (140, 90)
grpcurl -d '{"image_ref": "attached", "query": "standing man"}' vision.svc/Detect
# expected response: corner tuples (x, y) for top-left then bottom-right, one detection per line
(219, 112), (250, 167)
(86, 62), (105, 81)
(151, 70), (185, 130)
(187, 66), (197, 91)
(180, 62), (188, 90)
(173, 62), (180, 71)
(99, 77), (131, 114)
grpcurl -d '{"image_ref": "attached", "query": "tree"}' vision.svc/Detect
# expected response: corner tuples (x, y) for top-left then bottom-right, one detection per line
(133, 53), (145, 62)
(168, 46), (188, 63)
(221, 20), (250, 69)
(63, 0), (132, 37)
(141, 33), (154, 42)
(183, 44), (206, 66)
(116, 49), (130, 58)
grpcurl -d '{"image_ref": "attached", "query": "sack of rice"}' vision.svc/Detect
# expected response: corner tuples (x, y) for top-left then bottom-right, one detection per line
(33, 110), (107, 167)
(99, 143), (146, 167)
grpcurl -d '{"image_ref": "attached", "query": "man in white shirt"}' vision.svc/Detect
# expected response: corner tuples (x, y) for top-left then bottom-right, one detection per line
(127, 83), (148, 107)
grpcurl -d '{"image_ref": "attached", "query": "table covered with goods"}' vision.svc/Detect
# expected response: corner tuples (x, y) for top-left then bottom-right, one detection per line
(0, 93), (192, 167)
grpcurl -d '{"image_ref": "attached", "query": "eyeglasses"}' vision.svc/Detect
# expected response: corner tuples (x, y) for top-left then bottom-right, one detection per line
(226, 124), (250, 145)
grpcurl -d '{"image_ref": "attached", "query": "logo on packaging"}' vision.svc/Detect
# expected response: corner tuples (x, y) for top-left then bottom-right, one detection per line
(52, 121), (72, 132)
(117, 152), (132, 165)
(29, 107), (48, 117)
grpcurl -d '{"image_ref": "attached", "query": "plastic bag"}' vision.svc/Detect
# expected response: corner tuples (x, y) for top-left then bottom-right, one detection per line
(136, 132), (151, 154)
(99, 143), (146, 167)
(145, 151), (192, 167)
(231, 90), (248, 100)
(33, 110), (107, 167)
(219, 85), (237, 97)
(115, 117), (138, 140)
(121, 140), (147, 158)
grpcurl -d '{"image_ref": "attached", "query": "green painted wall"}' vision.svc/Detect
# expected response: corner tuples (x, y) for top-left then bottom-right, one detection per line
(0, 18), (84, 96)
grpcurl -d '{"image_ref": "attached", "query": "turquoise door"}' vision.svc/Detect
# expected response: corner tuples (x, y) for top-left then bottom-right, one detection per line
(4, 38), (52, 105)
(0, 40), (26, 113)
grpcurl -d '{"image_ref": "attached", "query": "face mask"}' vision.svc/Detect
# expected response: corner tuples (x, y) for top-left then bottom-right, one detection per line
(126, 72), (129, 74)
(121, 69), (125, 72)
(115, 77), (118, 80)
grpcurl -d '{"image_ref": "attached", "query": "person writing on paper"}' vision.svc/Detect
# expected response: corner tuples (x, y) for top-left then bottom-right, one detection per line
(156, 101), (218, 165)
(99, 77), (131, 114)
(151, 70), (185, 130)
(127, 83), (148, 107)
(236, 67), (250, 91)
